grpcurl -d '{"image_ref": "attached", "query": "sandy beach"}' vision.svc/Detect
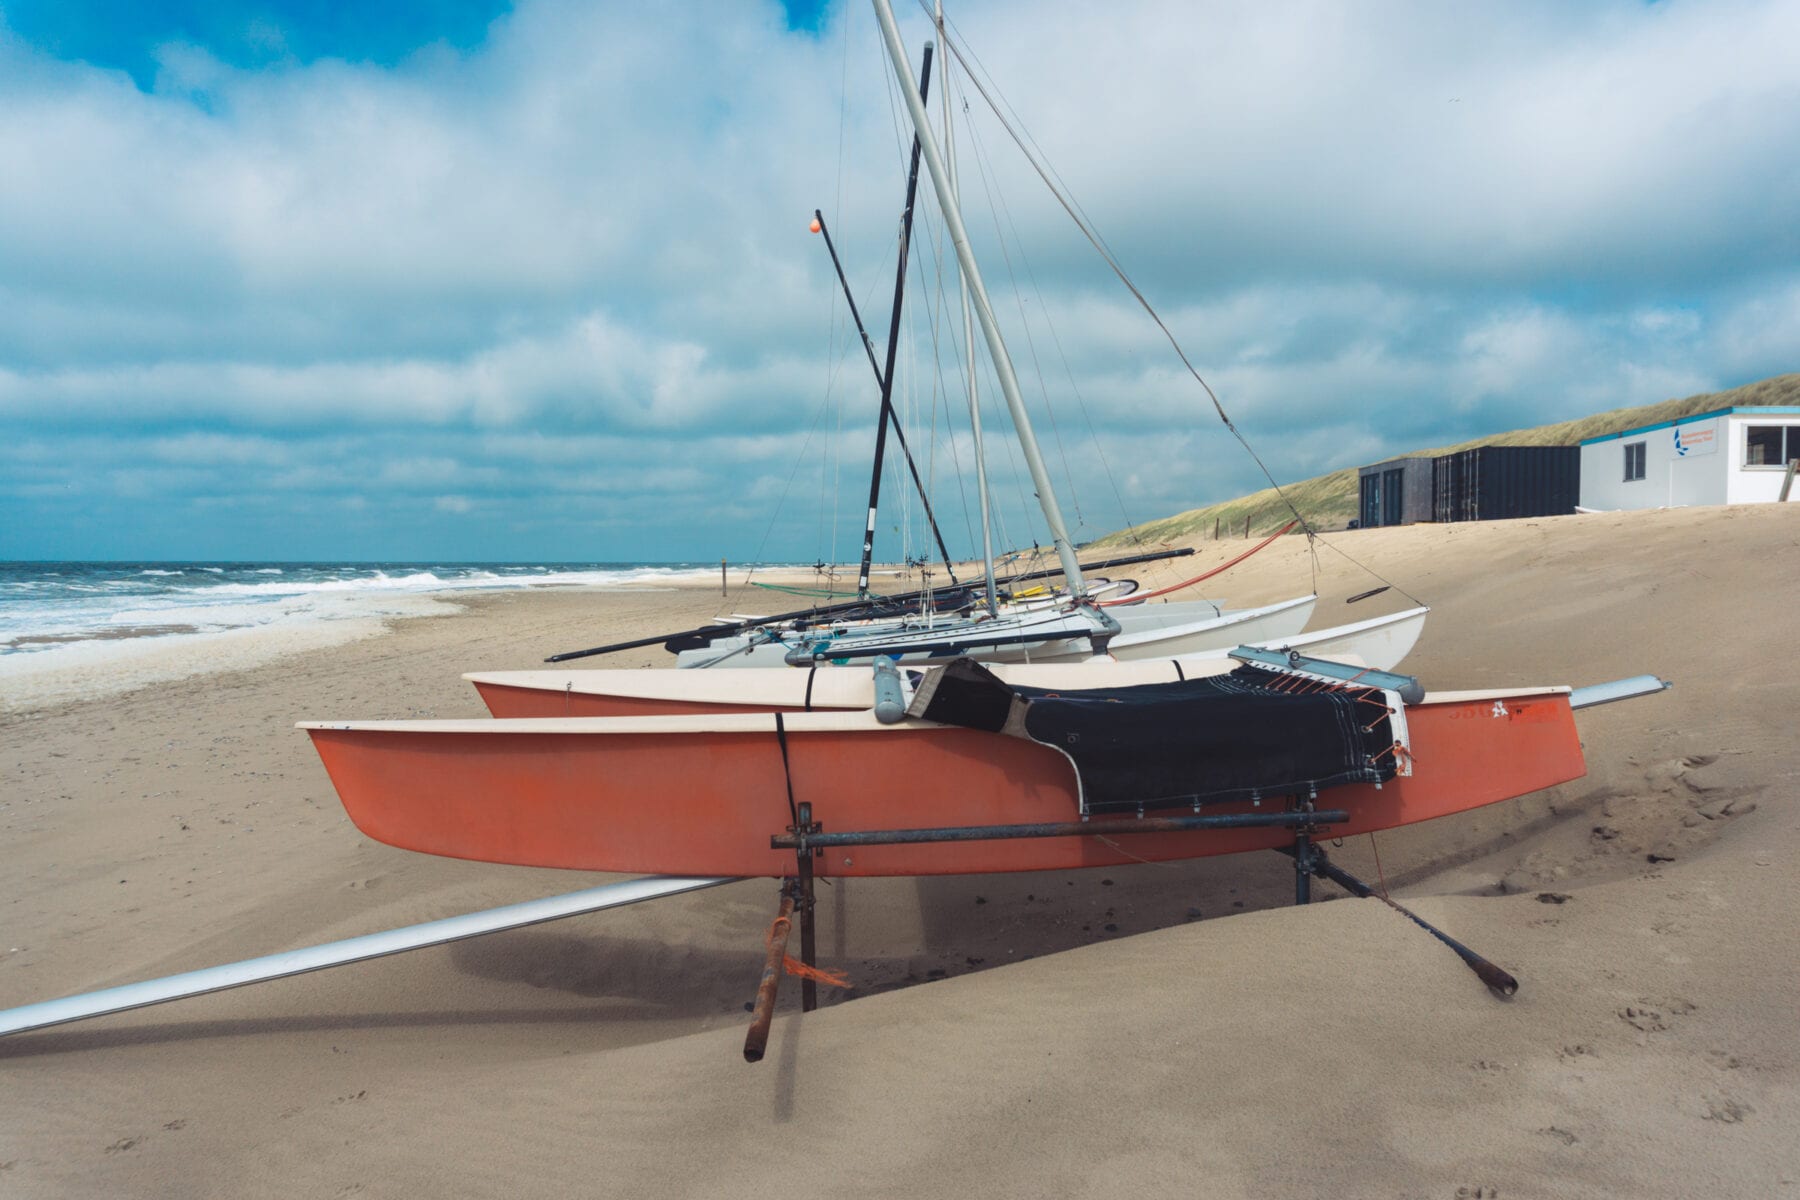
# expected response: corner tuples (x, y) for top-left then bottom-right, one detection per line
(2, 504), (1797, 1198)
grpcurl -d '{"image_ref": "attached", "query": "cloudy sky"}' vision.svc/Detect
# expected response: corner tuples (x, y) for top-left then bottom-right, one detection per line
(2, 0), (1796, 564)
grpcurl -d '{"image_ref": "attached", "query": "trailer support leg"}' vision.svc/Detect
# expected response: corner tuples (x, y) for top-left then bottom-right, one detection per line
(1289, 792), (1316, 906)
(795, 802), (819, 1013)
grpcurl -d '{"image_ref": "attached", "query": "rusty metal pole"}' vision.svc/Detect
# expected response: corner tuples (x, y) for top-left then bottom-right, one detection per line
(796, 806), (818, 1013)
(743, 889), (796, 1063)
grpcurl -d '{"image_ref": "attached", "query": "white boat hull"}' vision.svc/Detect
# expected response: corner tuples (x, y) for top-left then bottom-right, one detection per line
(472, 607), (1428, 718)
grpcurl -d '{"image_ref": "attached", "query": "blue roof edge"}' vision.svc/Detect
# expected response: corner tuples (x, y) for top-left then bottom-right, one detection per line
(1579, 406), (1800, 446)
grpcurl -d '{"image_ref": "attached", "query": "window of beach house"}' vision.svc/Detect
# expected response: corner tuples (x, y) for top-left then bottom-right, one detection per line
(1743, 424), (1800, 467)
(1623, 441), (1646, 481)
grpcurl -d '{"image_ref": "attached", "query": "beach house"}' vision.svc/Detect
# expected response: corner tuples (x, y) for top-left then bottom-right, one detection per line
(1578, 407), (1800, 511)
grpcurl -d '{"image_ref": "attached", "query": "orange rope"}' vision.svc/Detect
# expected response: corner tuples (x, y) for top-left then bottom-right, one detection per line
(782, 956), (851, 988)
(1097, 520), (1300, 606)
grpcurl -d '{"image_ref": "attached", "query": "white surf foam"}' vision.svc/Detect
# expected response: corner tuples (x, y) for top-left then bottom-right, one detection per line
(0, 565), (726, 713)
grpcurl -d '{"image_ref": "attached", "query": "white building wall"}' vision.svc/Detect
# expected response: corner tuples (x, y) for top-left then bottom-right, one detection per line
(1580, 415), (1727, 510)
(1726, 415), (1800, 503)
(1580, 410), (1800, 510)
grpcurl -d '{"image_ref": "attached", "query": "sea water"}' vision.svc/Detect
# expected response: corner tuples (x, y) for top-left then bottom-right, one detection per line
(0, 561), (724, 712)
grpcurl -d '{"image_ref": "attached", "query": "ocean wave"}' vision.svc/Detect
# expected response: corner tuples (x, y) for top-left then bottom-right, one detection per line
(0, 562), (766, 660)
(192, 571), (452, 597)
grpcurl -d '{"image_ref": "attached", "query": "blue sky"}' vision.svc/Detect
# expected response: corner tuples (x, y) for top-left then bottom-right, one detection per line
(2, 0), (1796, 562)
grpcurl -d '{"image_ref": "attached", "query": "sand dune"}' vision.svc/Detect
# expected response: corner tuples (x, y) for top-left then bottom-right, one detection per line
(2, 504), (1796, 1197)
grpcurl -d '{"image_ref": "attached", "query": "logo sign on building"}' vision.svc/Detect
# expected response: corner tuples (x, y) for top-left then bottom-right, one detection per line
(1672, 420), (1718, 457)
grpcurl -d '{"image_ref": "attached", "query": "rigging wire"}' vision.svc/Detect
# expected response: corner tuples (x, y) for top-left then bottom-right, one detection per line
(911, 200), (945, 561)
(947, 100), (1063, 583)
(918, 167), (982, 563)
(747, 340), (857, 599)
(822, 7), (858, 574)
(908, 110), (992, 570)
(958, 104), (1154, 558)
(932, 16), (1287, 517)
(917, 1), (1426, 605)
(912, 187), (1033, 570)
(960, 109), (1086, 532)
(913, 191), (982, 563)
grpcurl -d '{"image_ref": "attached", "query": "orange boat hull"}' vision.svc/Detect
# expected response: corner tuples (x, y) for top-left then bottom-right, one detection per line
(305, 690), (1585, 877)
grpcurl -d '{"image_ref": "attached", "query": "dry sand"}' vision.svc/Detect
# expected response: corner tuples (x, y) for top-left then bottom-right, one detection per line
(2, 504), (1797, 1198)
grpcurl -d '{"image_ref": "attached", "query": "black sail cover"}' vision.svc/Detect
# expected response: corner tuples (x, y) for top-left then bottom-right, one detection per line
(906, 658), (1398, 814)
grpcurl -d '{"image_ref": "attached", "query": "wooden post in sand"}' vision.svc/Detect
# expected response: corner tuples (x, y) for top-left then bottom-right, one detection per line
(1781, 460), (1798, 502)
(720, 558), (727, 595)
(1243, 515), (1252, 539)
(1213, 517), (1220, 540)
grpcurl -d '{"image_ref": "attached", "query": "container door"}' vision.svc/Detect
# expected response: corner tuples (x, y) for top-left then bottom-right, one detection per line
(1360, 474), (1381, 526)
(1383, 469), (1404, 526)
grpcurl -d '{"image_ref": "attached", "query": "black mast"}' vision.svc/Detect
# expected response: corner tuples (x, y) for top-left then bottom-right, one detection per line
(856, 41), (953, 596)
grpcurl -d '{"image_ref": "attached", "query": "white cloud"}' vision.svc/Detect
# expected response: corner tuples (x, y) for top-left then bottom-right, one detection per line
(1, 0), (1797, 559)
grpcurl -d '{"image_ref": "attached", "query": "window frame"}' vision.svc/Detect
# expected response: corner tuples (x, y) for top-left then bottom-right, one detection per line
(1623, 440), (1647, 482)
(1742, 424), (1800, 469)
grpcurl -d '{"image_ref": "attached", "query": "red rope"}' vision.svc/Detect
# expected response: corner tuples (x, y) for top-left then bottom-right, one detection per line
(1098, 520), (1300, 606)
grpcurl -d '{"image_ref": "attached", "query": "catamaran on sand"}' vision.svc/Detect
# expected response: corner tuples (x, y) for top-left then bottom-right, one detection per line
(0, 0), (1670, 1063)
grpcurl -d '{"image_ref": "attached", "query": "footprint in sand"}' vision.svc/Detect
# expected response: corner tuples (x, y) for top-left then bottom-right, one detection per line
(1701, 1095), (1753, 1124)
(1619, 997), (1696, 1033)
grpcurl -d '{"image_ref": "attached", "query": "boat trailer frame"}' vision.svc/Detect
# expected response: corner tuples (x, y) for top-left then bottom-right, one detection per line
(0, 796), (1519, 1059)
(0, 675), (1663, 1053)
(740, 795), (1517, 1061)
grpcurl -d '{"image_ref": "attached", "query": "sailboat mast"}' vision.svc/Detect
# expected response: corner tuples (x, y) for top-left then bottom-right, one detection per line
(936, 0), (998, 616)
(856, 45), (951, 597)
(870, 0), (1088, 598)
